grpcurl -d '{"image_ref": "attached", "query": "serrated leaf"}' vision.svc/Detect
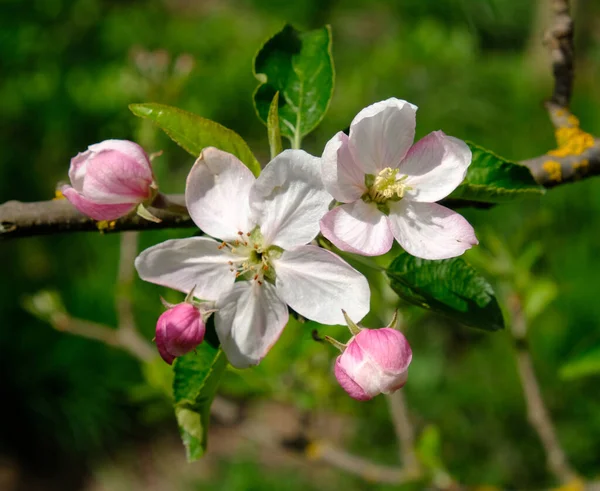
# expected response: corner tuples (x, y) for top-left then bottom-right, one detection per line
(130, 103), (261, 176)
(386, 252), (504, 331)
(253, 24), (334, 147)
(172, 323), (228, 461)
(448, 142), (544, 203)
(267, 91), (283, 159)
(560, 347), (600, 381)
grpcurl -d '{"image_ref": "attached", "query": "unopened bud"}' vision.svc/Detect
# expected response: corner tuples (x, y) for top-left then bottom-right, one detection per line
(60, 139), (157, 221)
(334, 324), (412, 401)
(155, 303), (205, 365)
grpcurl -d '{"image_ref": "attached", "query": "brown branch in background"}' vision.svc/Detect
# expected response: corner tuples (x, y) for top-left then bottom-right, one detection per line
(114, 232), (156, 361)
(385, 388), (419, 471)
(0, 194), (193, 239)
(306, 441), (421, 485)
(520, 0), (600, 187)
(546, 0), (574, 108)
(508, 293), (579, 485)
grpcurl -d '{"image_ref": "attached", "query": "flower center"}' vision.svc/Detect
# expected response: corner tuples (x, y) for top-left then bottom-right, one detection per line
(219, 227), (282, 285)
(364, 167), (411, 204)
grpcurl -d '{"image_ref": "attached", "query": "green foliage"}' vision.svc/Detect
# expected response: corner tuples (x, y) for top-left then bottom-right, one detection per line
(387, 252), (504, 331)
(448, 142), (544, 203)
(253, 24), (334, 147)
(267, 91), (283, 159)
(172, 324), (228, 461)
(130, 103), (261, 176)
(560, 347), (600, 381)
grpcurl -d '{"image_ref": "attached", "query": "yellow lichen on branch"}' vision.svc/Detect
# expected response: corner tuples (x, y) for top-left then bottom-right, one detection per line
(542, 160), (563, 182)
(548, 114), (595, 158)
(96, 220), (117, 232)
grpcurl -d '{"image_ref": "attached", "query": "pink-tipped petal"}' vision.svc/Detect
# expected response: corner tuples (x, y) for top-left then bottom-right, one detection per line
(272, 245), (370, 326)
(349, 98), (417, 174)
(134, 237), (237, 301)
(250, 150), (332, 249)
(88, 139), (153, 178)
(61, 185), (136, 221)
(186, 147), (255, 241)
(82, 150), (154, 203)
(215, 281), (289, 369)
(155, 319), (176, 365)
(354, 328), (412, 373)
(155, 303), (206, 365)
(388, 200), (478, 260)
(321, 132), (366, 203)
(400, 131), (471, 203)
(320, 201), (393, 257)
(334, 357), (371, 401)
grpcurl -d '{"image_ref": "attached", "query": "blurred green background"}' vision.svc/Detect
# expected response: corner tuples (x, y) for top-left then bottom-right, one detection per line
(1, 0), (600, 489)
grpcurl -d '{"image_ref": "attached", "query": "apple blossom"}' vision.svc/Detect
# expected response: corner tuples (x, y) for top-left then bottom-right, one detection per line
(60, 139), (157, 221)
(155, 302), (206, 365)
(135, 147), (370, 368)
(333, 313), (412, 401)
(319, 98), (478, 260)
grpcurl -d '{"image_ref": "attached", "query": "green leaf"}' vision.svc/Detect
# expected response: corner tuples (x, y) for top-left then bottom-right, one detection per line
(172, 324), (228, 461)
(129, 103), (261, 176)
(386, 252), (504, 331)
(560, 347), (600, 380)
(253, 24), (334, 148)
(447, 142), (544, 204)
(267, 91), (283, 159)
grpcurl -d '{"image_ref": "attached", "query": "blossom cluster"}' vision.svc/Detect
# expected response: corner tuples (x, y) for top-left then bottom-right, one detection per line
(63, 98), (477, 400)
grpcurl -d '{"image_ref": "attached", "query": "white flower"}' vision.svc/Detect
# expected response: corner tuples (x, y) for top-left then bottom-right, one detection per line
(319, 98), (478, 259)
(135, 148), (370, 368)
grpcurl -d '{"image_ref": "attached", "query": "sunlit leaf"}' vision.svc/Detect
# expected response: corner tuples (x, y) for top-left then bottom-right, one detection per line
(267, 91), (283, 159)
(447, 142), (544, 204)
(253, 24), (334, 147)
(130, 103), (261, 176)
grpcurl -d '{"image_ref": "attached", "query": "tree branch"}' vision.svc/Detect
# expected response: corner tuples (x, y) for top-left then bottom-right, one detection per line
(546, 0), (574, 108)
(0, 194), (193, 239)
(508, 293), (579, 485)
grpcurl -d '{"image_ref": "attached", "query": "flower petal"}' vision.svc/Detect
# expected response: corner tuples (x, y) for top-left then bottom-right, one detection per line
(69, 150), (92, 192)
(321, 131), (365, 203)
(388, 200), (478, 260)
(82, 151), (154, 204)
(88, 139), (153, 177)
(320, 201), (393, 256)
(134, 236), (237, 300)
(250, 149), (332, 249)
(215, 281), (289, 368)
(61, 185), (136, 220)
(400, 131), (471, 202)
(186, 147), (255, 241)
(334, 356), (371, 401)
(354, 328), (412, 374)
(349, 98), (417, 174)
(273, 245), (370, 325)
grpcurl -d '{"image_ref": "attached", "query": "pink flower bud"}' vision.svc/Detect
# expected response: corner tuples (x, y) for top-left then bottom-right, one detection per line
(334, 328), (412, 401)
(60, 139), (155, 221)
(155, 303), (206, 365)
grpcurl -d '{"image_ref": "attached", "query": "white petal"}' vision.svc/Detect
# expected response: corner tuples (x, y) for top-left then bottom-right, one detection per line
(321, 131), (366, 203)
(135, 237), (237, 300)
(186, 147), (256, 241)
(320, 201), (394, 256)
(250, 149), (332, 249)
(273, 245), (370, 325)
(400, 131), (471, 202)
(388, 201), (478, 260)
(215, 281), (289, 368)
(349, 98), (417, 174)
